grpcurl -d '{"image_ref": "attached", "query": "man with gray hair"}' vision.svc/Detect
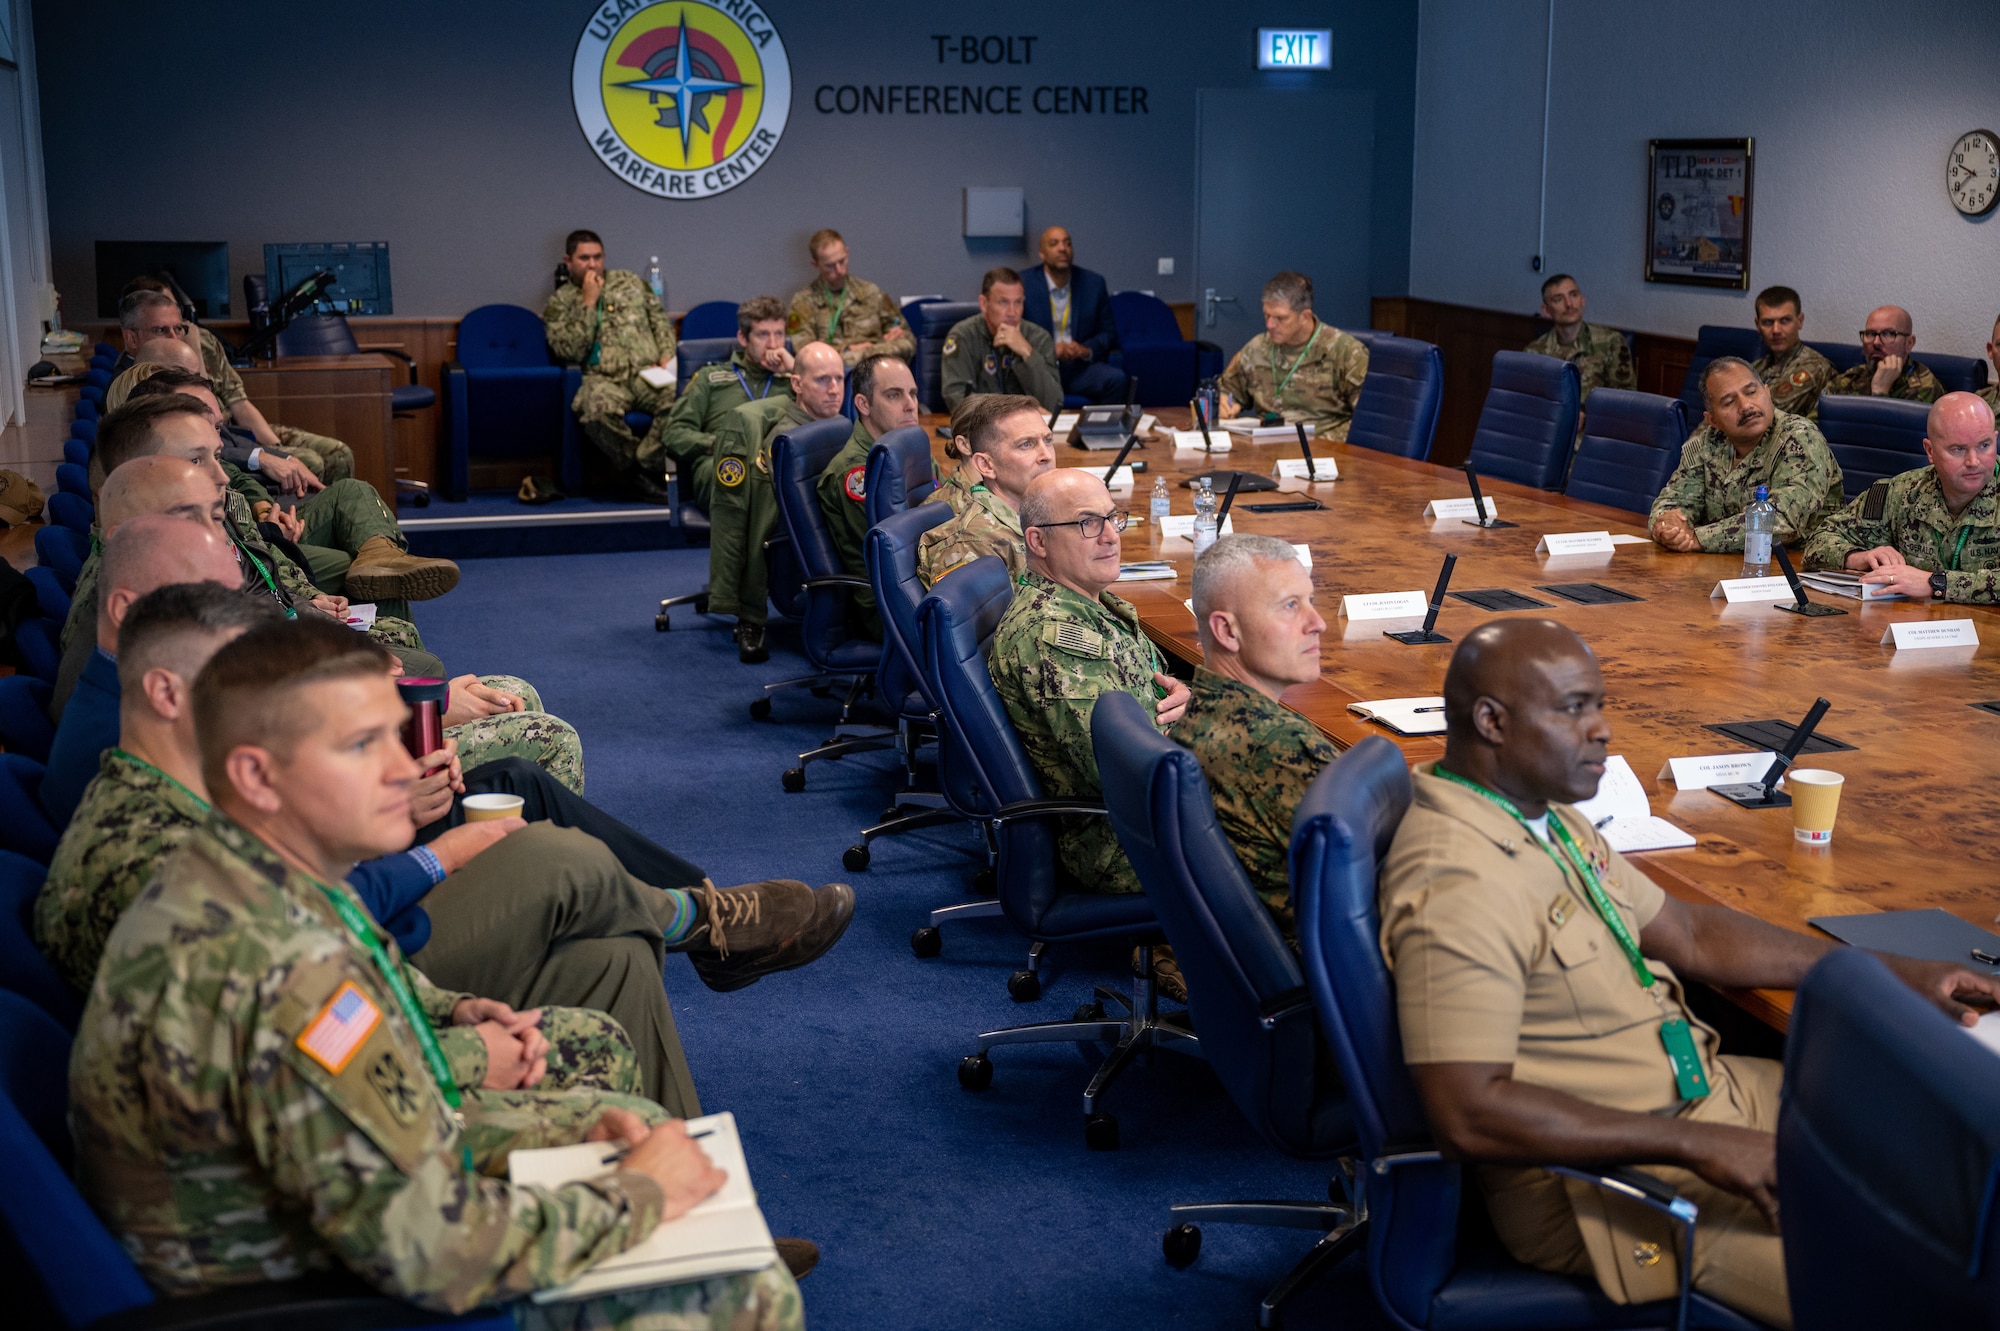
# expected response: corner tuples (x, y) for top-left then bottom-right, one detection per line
(1173, 534), (1335, 943)
(1648, 356), (1842, 553)
(1217, 270), (1370, 439)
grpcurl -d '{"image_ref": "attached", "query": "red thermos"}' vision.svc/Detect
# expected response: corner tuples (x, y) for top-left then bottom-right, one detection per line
(396, 677), (449, 774)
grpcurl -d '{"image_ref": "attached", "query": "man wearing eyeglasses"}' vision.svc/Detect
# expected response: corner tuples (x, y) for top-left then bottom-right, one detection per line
(1817, 305), (1942, 412)
(988, 468), (1191, 895)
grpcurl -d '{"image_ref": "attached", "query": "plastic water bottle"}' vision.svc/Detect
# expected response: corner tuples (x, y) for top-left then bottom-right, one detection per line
(1742, 484), (1775, 578)
(1149, 476), (1171, 525)
(1192, 477), (1218, 557)
(646, 256), (665, 305)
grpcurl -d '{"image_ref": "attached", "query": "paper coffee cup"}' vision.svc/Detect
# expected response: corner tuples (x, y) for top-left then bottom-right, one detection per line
(462, 793), (525, 823)
(1788, 769), (1844, 844)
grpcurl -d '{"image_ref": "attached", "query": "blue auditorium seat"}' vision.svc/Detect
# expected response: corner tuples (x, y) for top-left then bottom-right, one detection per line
(74, 397), (99, 423)
(68, 417), (95, 446)
(12, 618), (59, 685)
(1678, 325), (1765, 424)
(55, 461), (90, 498)
(62, 437), (89, 467)
(905, 300), (979, 412)
(24, 567), (69, 626)
(1464, 351), (1582, 490)
(0, 676), (54, 765)
(1567, 389), (1689, 515)
(48, 492), (93, 535)
(675, 335), (739, 385)
(0, 754), (58, 863)
(1109, 291), (1224, 407)
(680, 300), (739, 340)
(1346, 334), (1442, 460)
(0, 851), (78, 1029)
(1815, 395), (1930, 498)
(34, 525), (88, 594)
(441, 303), (584, 499)
(1917, 351), (1989, 394)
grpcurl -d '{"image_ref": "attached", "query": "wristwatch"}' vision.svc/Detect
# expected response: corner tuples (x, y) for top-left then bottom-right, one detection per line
(1930, 570), (1949, 600)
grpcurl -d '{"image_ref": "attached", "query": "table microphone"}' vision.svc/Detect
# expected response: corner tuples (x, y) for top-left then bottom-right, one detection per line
(1387, 554), (1456, 644)
(1772, 544), (1846, 617)
(1215, 472), (1244, 526)
(1294, 422), (1318, 481)
(1708, 697), (1831, 808)
(1462, 463), (1516, 528)
(1101, 433), (1140, 486)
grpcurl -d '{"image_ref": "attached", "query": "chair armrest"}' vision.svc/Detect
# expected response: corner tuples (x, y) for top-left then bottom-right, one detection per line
(988, 797), (1107, 826)
(1257, 986), (1314, 1030)
(803, 573), (871, 591)
(762, 533), (793, 553)
(358, 344), (421, 385)
(1547, 1165), (1698, 1223)
(443, 359), (465, 377)
(1195, 340), (1224, 356)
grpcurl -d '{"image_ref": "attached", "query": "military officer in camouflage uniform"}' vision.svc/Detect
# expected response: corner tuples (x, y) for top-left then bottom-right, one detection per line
(1217, 271), (1371, 440)
(1649, 358), (1843, 554)
(1818, 305), (1943, 412)
(816, 356), (921, 640)
(1523, 274), (1636, 402)
(1804, 393), (2000, 603)
(1172, 535), (1336, 941)
(786, 228), (915, 368)
(915, 393), (1053, 586)
(939, 268), (1064, 413)
(924, 398), (985, 518)
(1980, 313), (2000, 418)
(709, 343), (849, 663)
(988, 469), (1192, 894)
(542, 230), (679, 501)
(68, 621), (804, 1329)
(1748, 286), (1835, 418)
(659, 296), (794, 515)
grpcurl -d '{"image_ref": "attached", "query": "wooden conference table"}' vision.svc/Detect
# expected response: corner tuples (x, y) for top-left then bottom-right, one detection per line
(983, 409), (2000, 1029)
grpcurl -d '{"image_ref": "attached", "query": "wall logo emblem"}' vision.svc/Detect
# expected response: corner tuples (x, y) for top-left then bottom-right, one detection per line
(572, 1), (790, 199)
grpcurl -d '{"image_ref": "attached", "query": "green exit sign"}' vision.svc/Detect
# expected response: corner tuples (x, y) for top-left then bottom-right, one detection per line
(1258, 28), (1331, 69)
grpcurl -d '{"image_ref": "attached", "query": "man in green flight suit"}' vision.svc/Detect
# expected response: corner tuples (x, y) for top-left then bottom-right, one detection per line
(1523, 273), (1635, 403)
(786, 228), (915, 368)
(939, 268), (1064, 412)
(709, 342), (848, 663)
(659, 295), (794, 516)
(541, 229), (679, 502)
(1217, 271), (1371, 440)
(815, 354), (922, 641)
(1817, 304), (1944, 412)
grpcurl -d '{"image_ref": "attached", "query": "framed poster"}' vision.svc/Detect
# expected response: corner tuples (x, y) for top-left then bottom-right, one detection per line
(1646, 138), (1753, 289)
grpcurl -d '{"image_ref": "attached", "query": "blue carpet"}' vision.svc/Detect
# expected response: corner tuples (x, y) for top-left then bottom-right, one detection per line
(415, 550), (1390, 1331)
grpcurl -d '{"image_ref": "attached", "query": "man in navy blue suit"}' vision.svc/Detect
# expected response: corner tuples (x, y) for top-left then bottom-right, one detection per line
(1021, 226), (1129, 405)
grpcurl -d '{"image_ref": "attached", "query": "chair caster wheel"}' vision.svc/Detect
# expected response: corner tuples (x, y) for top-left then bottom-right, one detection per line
(694, 594), (710, 614)
(1163, 1223), (1201, 1268)
(749, 698), (773, 721)
(842, 843), (870, 872)
(1085, 1111), (1120, 1151)
(1007, 970), (1041, 1003)
(1072, 1002), (1105, 1024)
(910, 926), (941, 958)
(971, 867), (996, 896)
(958, 1054), (993, 1091)
(780, 767), (806, 793)
(413, 492), (431, 508)
(655, 614), (671, 632)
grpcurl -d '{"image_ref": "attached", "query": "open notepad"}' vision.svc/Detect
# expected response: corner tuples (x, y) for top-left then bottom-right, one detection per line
(1572, 756), (1696, 852)
(508, 1112), (776, 1303)
(1347, 697), (1447, 737)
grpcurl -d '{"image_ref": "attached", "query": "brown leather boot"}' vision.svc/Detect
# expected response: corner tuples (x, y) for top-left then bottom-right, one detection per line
(344, 535), (461, 601)
(686, 881), (856, 992)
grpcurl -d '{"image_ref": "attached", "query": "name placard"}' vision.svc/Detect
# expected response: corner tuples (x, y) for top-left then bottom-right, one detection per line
(1274, 457), (1336, 480)
(1102, 465), (1134, 491)
(1156, 514), (1235, 542)
(1424, 496), (1497, 520)
(1170, 430), (1230, 453)
(1341, 590), (1429, 620)
(1657, 752), (1778, 790)
(1710, 576), (1795, 603)
(1881, 619), (1980, 649)
(1536, 531), (1616, 555)
(1292, 542), (1313, 568)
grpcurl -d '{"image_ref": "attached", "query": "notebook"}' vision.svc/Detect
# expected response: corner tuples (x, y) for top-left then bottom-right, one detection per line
(1571, 756), (1696, 852)
(1220, 418), (1315, 442)
(1796, 570), (1907, 601)
(1809, 910), (2000, 974)
(1116, 561), (1177, 582)
(1347, 697), (1447, 736)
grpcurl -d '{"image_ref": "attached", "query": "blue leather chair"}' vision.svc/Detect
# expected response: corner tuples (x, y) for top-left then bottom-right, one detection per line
(0, 754), (59, 863)
(1678, 325), (1764, 424)
(921, 559), (1171, 1148)
(1806, 341), (1861, 375)
(1348, 335), (1444, 460)
(34, 525), (88, 595)
(62, 437), (89, 467)
(1465, 352), (1583, 490)
(0, 851), (79, 1029)
(55, 461), (90, 499)
(1780, 948), (2000, 1328)
(68, 417), (96, 447)
(1815, 395), (1930, 499)
(906, 300), (979, 412)
(1567, 389), (1690, 516)
(441, 304), (584, 500)
(1294, 738), (1765, 1330)
(1917, 352), (1988, 394)
(277, 313), (436, 415)
(1092, 692), (1358, 1319)
(12, 618), (60, 685)
(74, 398), (99, 423)
(48, 492), (93, 535)
(674, 335), (740, 385)
(1110, 291), (1225, 406)
(26, 566), (70, 626)
(680, 301), (739, 340)
(0, 676), (54, 765)
(79, 385), (105, 409)
(863, 425), (937, 526)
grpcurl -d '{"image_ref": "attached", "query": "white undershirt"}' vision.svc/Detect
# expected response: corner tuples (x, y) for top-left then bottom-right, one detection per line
(1522, 812), (1552, 842)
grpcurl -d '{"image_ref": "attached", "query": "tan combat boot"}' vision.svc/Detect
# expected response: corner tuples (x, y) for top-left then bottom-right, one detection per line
(344, 536), (461, 601)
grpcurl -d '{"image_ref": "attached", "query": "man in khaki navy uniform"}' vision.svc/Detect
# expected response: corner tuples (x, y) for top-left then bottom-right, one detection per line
(816, 354), (921, 640)
(1523, 273), (1635, 402)
(1377, 618), (2000, 1330)
(939, 268), (1064, 413)
(786, 228), (914, 368)
(915, 393), (1054, 587)
(659, 295), (795, 516)
(1217, 270), (1370, 440)
(1747, 285), (1835, 418)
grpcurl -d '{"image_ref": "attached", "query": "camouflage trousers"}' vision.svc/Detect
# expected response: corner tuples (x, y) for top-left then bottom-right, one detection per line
(275, 425), (355, 482)
(449, 675), (586, 795)
(516, 1263), (803, 1331)
(296, 478), (410, 602)
(572, 371), (672, 473)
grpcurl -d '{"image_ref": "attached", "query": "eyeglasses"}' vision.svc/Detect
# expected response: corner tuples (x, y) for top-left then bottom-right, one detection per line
(1033, 511), (1129, 540)
(1858, 328), (1911, 341)
(140, 322), (192, 340)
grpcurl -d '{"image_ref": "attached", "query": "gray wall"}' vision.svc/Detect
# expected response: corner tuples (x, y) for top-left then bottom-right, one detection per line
(39, 1), (1416, 321)
(1412, 0), (2000, 357)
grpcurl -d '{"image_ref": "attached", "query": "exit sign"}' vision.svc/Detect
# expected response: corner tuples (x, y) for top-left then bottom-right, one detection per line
(1257, 28), (1331, 69)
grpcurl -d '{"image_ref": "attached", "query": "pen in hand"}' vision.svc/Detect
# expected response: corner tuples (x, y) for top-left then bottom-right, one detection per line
(600, 1125), (713, 1164)
(1413, 706), (1444, 713)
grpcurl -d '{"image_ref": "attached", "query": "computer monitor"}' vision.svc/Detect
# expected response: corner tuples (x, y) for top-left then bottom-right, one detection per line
(94, 241), (230, 319)
(263, 242), (393, 316)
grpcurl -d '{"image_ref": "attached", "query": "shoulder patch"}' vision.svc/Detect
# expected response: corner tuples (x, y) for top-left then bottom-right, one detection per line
(716, 456), (747, 488)
(707, 368), (737, 384)
(843, 465), (868, 502)
(365, 1047), (427, 1126)
(297, 980), (381, 1075)
(941, 335), (958, 357)
(1043, 621), (1105, 658)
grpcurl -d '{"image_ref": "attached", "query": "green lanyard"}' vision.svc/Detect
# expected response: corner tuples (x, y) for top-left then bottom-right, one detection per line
(826, 285), (849, 339)
(1268, 322), (1322, 403)
(1433, 766), (1710, 1101)
(1940, 524), (1973, 572)
(114, 749), (209, 811)
(312, 878), (474, 1169)
(235, 540), (297, 620)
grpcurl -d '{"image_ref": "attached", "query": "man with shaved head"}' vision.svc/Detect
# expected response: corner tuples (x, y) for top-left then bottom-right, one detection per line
(1378, 619), (2000, 1329)
(105, 335), (201, 413)
(988, 468), (1190, 896)
(708, 340), (848, 662)
(1818, 304), (1943, 409)
(1804, 391), (2000, 600)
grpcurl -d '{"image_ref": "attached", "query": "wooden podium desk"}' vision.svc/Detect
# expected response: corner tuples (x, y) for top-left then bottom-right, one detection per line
(236, 355), (397, 504)
(979, 409), (2000, 1029)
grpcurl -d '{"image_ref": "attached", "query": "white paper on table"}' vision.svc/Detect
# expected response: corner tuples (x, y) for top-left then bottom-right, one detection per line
(1135, 413), (1159, 437)
(1424, 496), (1498, 520)
(1572, 756), (1696, 851)
(1171, 430), (1231, 453)
(1608, 534), (1651, 546)
(1536, 531), (1616, 555)
(1710, 576), (1795, 603)
(1291, 543), (1312, 569)
(1341, 590), (1429, 620)
(1657, 752), (1778, 789)
(1101, 465), (1135, 491)
(1881, 619), (1980, 649)
(1274, 457), (1336, 480)
(1053, 412), (1080, 434)
(1156, 514), (1235, 542)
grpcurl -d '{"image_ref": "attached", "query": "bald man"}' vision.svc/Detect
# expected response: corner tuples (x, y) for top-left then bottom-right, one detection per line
(1817, 304), (1943, 410)
(1020, 226), (1127, 405)
(987, 468), (1189, 896)
(1378, 619), (2000, 1329)
(105, 336), (201, 413)
(708, 340), (848, 663)
(1802, 391), (2000, 601)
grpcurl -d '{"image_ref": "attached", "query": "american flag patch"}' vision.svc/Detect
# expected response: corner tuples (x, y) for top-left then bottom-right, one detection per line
(296, 981), (382, 1074)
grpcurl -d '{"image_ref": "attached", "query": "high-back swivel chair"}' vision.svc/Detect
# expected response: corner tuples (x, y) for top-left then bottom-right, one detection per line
(1566, 389), (1690, 516)
(1464, 352), (1583, 491)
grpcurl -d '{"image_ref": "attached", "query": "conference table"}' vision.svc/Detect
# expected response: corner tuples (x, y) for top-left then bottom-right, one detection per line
(1000, 409), (2000, 1030)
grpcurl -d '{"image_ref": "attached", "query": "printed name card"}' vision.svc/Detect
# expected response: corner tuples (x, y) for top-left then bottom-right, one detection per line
(1170, 430), (1231, 453)
(1101, 465), (1135, 491)
(1880, 619), (1980, 650)
(1292, 543), (1313, 569)
(1053, 413), (1080, 434)
(1657, 752), (1778, 790)
(1710, 576), (1795, 603)
(1155, 515), (1236, 542)
(1341, 590), (1430, 620)
(1424, 496), (1497, 520)
(1535, 531), (1616, 555)
(1274, 456), (1336, 480)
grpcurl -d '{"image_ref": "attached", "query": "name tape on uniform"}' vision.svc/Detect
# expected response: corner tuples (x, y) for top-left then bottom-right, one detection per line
(1170, 430), (1231, 453)
(1292, 542), (1312, 569)
(1535, 531), (1616, 555)
(1658, 752), (1778, 789)
(1710, 576), (1795, 603)
(1880, 619), (1980, 649)
(1341, 590), (1430, 620)
(1274, 457), (1335, 480)
(1156, 514), (1236, 542)
(1424, 496), (1497, 520)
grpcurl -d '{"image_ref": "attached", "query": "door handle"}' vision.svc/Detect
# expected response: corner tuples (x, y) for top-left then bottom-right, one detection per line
(1203, 288), (1239, 328)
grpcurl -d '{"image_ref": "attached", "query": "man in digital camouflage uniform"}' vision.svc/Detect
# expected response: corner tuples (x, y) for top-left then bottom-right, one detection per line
(939, 268), (1063, 413)
(659, 296), (794, 516)
(1218, 270), (1371, 440)
(1747, 285), (1835, 419)
(915, 393), (1052, 587)
(1817, 304), (1943, 413)
(1979, 312), (2000, 420)
(1649, 358), (1843, 555)
(786, 228), (914, 368)
(816, 355), (921, 641)
(1523, 273), (1635, 403)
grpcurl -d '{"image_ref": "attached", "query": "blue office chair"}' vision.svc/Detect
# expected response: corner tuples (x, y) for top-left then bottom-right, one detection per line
(863, 425), (937, 527)
(55, 462), (90, 499)
(1916, 352), (1989, 394)
(276, 313), (436, 416)
(921, 559), (1171, 1148)
(25, 566), (70, 626)
(1110, 291), (1225, 406)
(1815, 395), (1929, 499)
(674, 335), (740, 385)
(12, 618), (59, 685)
(1567, 390), (1690, 516)
(0, 676), (54, 765)
(1780, 947), (2000, 1328)
(1678, 326), (1764, 424)
(1092, 691), (1358, 1322)
(1294, 739), (1765, 1331)
(0, 754), (59, 863)
(0, 851), (79, 1029)
(34, 525), (88, 595)
(440, 304), (584, 499)
(48, 492), (93, 535)
(1465, 351), (1583, 490)
(906, 300), (979, 412)
(680, 301), (739, 340)
(1348, 334), (1444, 460)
